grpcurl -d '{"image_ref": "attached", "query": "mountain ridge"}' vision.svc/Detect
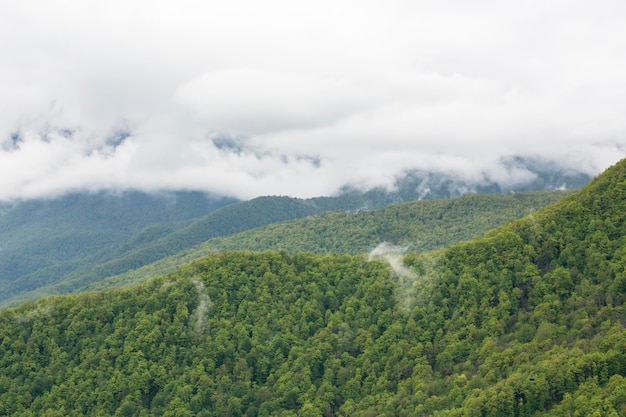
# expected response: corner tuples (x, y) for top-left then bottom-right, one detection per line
(75, 190), (571, 297)
(0, 159), (624, 415)
(0, 190), (571, 308)
(0, 159), (590, 307)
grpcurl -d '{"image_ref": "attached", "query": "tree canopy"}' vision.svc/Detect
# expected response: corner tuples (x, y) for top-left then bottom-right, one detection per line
(1, 159), (626, 416)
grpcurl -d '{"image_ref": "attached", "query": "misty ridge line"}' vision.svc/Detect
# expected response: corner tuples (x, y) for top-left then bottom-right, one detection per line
(0, 119), (599, 202)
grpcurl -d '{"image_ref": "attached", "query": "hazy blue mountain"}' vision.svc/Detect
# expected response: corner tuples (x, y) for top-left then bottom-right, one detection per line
(1, 195), (334, 306)
(0, 191), (236, 302)
(2, 192), (392, 307)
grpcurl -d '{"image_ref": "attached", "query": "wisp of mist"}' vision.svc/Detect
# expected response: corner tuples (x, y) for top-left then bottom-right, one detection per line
(368, 242), (419, 310)
(191, 278), (212, 335)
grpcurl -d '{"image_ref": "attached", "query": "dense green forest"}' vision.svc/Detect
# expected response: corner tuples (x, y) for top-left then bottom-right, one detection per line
(1, 159), (625, 415)
(0, 192), (234, 300)
(2, 191), (569, 308)
(0, 159), (591, 308)
(82, 191), (570, 294)
(188, 191), (570, 254)
(0, 194), (366, 308)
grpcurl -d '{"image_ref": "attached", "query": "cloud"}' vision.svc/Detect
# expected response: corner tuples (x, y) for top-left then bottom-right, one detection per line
(368, 242), (418, 310)
(174, 69), (376, 135)
(1, 1), (626, 200)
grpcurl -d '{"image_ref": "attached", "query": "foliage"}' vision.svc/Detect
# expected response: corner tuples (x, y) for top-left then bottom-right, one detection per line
(1, 159), (625, 415)
(0, 191), (235, 304)
(0, 196), (325, 308)
(1, 162), (589, 308)
(200, 191), (570, 254)
(88, 191), (569, 293)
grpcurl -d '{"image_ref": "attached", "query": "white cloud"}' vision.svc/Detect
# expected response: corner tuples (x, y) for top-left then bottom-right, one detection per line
(174, 69), (377, 135)
(1, 0), (626, 200)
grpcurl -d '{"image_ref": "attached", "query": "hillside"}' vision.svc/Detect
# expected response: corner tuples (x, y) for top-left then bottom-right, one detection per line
(0, 194), (366, 308)
(0, 160), (590, 308)
(0, 190), (571, 309)
(0, 191), (235, 301)
(0, 193), (369, 307)
(82, 190), (571, 294)
(0, 159), (624, 415)
(188, 191), (570, 254)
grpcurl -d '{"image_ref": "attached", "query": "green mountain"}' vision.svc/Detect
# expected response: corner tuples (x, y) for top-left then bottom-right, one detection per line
(0, 188), (572, 309)
(0, 191), (235, 300)
(0, 192), (366, 306)
(0, 194), (364, 307)
(189, 191), (571, 254)
(0, 159), (625, 416)
(82, 190), (571, 294)
(0, 158), (591, 309)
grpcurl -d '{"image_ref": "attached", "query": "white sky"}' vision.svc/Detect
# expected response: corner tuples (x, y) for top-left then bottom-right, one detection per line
(1, 0), (626, 200)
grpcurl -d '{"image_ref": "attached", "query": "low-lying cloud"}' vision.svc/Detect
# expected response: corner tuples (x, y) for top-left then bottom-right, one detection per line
(1, 1), (626, 201)
(191, 279), (211, 336)
(368, 242), (419, 310)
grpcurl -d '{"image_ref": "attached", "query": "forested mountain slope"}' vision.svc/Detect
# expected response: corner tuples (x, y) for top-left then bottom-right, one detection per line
(0, 159), (625, 415)
(0, 161), (590, 308)
(1, 190), (570, 309)
(0, 192), (235, 301)
(0, 193), (362, 307)
(188, 191), (570, 254)
(84, 190), (570, 294)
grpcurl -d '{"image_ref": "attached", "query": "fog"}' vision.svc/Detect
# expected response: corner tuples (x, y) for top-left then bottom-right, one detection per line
(1, 1), (625, 201)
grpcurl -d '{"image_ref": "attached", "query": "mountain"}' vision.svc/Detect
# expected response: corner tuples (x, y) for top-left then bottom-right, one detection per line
(81, 190), (571, 294)
(0, 159), (624, 415)
(0, 158), (590, 307)
(0, 191), (237, 303)
(338, 156), (591, 206)
(191, 190), (571, 254)
(0, 196), (324, 305)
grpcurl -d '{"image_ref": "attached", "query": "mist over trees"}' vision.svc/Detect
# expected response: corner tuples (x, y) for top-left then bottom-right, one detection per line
(1, 159), (625, 415)
(0, 184), (572, 308)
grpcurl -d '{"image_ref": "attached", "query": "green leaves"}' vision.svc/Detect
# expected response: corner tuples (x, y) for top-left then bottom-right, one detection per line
(2, 159), (626, 415)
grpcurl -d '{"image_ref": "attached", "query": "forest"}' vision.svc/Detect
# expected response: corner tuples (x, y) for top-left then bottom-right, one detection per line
(2, 190), (568, 309)
(82, 191), (569, 296)
(191, 191), (570, 254)
(0, 159), (625, 415)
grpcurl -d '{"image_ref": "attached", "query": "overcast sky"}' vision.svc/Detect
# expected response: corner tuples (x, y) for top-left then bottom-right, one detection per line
(1, 0), (626, 201)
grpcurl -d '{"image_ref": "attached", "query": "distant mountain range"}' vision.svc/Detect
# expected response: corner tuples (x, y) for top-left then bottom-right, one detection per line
(0, 156), (593, 307)
(339, 156), (591, 207)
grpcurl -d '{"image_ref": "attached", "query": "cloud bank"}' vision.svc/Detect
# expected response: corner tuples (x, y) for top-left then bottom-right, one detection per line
(1, 1), (626, 200)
